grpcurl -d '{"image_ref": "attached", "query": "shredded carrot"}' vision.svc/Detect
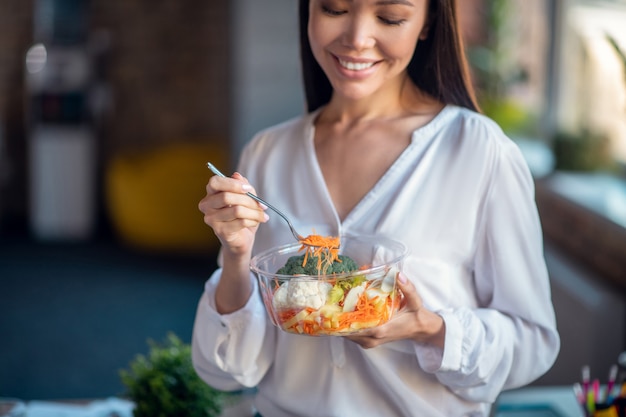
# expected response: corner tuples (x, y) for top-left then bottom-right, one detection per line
(275, 283), (399, 335)
(298, 233), (341, 275)
(277, 308), (299, 322)
(273, 233), (400, 335)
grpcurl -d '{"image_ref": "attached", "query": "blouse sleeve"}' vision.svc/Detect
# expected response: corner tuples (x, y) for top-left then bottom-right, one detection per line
(414, 139), (560, 402)
(191, 269), (276, 391)
(192, 132), (280, 391)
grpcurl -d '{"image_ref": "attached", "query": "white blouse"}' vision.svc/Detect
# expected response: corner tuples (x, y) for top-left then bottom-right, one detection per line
(192, 105), (560, 417)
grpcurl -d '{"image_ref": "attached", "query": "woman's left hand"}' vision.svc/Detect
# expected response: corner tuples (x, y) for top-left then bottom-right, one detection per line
(346, 272), (446, 349)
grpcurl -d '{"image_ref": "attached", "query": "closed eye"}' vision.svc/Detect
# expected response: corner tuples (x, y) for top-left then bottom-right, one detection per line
(322, 5), (346, 16)
(378, 16), (406, 26)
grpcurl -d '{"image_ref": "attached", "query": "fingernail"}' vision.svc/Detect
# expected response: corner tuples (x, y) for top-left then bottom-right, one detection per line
(242, 184), (253, 191)
(263, 213), (270, 222)
(258, 202), (268, 210)
(397, 272), (407, 284)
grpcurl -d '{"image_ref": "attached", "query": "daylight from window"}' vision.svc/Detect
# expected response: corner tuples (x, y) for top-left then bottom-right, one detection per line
(560, 1), (626, 164)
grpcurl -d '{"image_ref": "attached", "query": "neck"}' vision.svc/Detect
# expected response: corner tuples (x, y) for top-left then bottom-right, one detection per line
(319, 77), (438, 125)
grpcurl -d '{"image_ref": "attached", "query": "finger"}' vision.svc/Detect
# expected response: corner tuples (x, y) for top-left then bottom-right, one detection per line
(231, 171), (248, 183)
(198, 189), (269, 232)
(200, 196), (268, 229)
(212, 203), (269, 224)
(206, 170), (256, 195)
(232, 172), (267, 211)
(207, 174), (251, 194)
(395, 272), (423, 312)
(212, 217), (263, 240)
(345, 335), (381, 349)
(203, 207), (265, 252)
(201, 179), (262, 211)
(208, 172), (266, 211)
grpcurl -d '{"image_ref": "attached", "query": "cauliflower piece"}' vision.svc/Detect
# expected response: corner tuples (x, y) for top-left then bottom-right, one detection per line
(273, 279), (333, 310)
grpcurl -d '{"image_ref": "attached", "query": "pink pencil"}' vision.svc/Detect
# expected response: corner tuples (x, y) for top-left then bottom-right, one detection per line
(592, 379), (600, 403)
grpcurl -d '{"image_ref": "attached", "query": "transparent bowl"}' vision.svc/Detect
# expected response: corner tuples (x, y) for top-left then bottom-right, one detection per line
(250, 235), (408, 336)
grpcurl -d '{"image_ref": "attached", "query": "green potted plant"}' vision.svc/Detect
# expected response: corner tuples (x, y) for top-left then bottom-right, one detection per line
(552, 128), (615, 172)
(120, 332), (225, 417)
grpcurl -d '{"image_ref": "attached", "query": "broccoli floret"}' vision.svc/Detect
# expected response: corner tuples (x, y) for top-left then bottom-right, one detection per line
(330, 255), (359, 274)
(276, 254), (359, 275)
(276, 255), (310, 275)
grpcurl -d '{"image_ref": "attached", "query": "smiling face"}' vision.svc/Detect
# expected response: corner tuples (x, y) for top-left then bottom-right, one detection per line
(308, 0), (430, 104)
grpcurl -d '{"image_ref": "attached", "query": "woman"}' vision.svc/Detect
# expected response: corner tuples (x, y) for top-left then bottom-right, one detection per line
(193, 0), (560, 416)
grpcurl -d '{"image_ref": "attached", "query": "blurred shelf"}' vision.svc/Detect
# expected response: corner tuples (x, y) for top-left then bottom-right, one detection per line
(536, 172), (626, 294)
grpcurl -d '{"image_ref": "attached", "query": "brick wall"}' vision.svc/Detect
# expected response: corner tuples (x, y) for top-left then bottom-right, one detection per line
(89, 1), (232, 155)
(0, 0), (231, 228)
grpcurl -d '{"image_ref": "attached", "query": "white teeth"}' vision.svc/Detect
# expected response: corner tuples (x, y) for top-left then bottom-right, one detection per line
(339, 59), (374, 71)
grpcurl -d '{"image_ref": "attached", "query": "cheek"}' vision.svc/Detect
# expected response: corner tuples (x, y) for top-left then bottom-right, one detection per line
(309, 27), (352, 82)
(307, 19), (324, 63)
(307, 16), (335, 60)
(379, 32), (420, 65)
(307, 20), (320, 55)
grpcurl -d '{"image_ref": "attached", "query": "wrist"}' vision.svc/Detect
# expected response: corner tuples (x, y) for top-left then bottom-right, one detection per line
(216, 251), (254, 314)
(415, 309), (446, 348)
(221, 250), (252, 271)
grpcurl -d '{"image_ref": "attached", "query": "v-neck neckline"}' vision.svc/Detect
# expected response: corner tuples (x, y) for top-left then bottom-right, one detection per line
(303, 105), (456, 227)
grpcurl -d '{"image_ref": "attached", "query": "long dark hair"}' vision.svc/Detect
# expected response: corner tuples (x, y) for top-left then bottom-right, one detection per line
(298, 0), (479, 113)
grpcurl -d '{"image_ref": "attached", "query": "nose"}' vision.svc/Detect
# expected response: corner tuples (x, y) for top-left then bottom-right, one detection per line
(342, 15), (376, 51)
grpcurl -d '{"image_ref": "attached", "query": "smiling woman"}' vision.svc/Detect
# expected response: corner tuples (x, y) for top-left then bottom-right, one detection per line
(300, 0), (479, 115)
(306, 0), (427, 105)
(192, 1), (560, 416)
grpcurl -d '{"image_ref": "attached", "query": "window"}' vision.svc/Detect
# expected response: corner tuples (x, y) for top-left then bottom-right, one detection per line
(554, 0), (626, 165)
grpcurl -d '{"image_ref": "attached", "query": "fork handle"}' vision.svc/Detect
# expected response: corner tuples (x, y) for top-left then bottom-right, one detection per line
(206, 162), (297, 235)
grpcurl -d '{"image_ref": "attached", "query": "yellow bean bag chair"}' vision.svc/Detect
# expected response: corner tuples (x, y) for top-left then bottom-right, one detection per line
(105, 142), (227, 255)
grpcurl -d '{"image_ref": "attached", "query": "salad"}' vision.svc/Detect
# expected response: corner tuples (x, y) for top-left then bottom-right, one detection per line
(271, 267), (400, 335)
(269, 234), (401, 335)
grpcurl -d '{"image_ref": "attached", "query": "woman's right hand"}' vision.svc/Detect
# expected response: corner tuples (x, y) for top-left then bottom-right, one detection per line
(199, 171), (268, 313)
(198, 171), (268, 258)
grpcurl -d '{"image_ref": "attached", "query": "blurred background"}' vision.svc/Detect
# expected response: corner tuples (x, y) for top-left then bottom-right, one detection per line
(1, 0), (625, 404)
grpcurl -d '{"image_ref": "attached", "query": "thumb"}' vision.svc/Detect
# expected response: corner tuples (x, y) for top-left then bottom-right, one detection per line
(396, 272), (423, 311)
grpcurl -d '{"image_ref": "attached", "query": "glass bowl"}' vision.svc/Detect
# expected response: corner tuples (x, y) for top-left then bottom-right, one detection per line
(250, 235), (408, 336)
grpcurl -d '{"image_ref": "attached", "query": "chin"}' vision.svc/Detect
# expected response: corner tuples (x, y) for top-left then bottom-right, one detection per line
(330, 85), (380, 102)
